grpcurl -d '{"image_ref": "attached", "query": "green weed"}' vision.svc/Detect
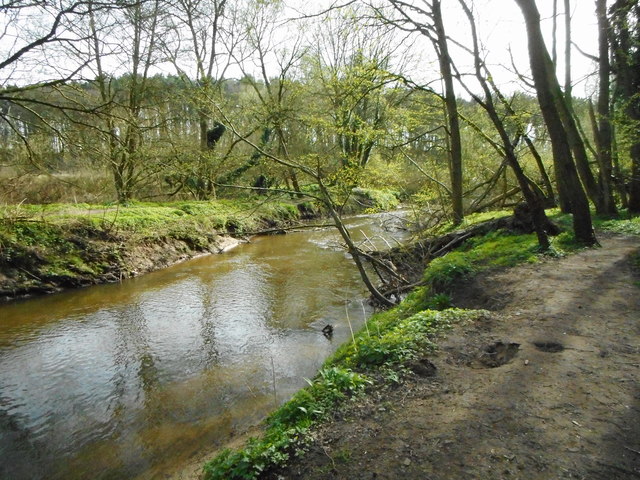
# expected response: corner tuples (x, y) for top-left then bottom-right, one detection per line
(203, 367), (370, 480)
(597, 213), (640, 236)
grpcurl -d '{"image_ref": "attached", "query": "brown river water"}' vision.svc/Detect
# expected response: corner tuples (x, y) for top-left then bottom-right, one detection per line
(0, 211), (408, 480)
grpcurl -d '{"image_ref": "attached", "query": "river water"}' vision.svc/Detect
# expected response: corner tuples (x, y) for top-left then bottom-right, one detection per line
(0, 211), (408, 480)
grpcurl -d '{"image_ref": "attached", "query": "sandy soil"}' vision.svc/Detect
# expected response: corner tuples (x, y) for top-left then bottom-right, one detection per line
(269, 234), (640, 479)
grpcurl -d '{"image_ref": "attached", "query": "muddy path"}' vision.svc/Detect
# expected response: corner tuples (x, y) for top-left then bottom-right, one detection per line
(272, 234), (640, 480)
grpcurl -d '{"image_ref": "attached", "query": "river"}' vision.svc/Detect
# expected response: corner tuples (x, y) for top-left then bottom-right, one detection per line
(0, 211), (408, 479)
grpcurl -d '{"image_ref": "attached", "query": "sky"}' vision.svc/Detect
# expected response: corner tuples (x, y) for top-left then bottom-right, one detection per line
(296, 0), (602, 98)
(0, 0), (603, 98)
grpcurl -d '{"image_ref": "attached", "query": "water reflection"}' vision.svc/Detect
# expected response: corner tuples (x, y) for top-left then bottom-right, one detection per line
(0, 212), (407, 479)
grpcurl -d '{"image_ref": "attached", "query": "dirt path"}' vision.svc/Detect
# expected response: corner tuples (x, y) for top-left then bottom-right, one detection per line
(273, 234), (640, 480)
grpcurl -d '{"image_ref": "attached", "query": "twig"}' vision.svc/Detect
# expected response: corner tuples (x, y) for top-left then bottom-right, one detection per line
(361, 300), (370, 338)
(345, 302), (358, 352)
(321, 444), (336, 470)
(243, 223), (335, 236)
(16, 266), (42, 282)
(431, 231), (474, 257)
(271, 356), (278, 409)
(624, 446), (640, 456)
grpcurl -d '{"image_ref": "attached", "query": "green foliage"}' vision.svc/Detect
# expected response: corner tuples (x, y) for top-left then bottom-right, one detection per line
(351, 187), (400, 212)
(333, 308), (486, 369)
(203, 367), (370, 480)
(596, 212), (640, 236)
(424, 292), (453, 310)
(549, 209), (640, 237)
(203, 424), (311, 480)
(268, 367), (371, 428)
(424, 253), (476, 291)
(428, 210), (512, 236)
(420, 229), (542, 294)
(0, 198), (308, 293)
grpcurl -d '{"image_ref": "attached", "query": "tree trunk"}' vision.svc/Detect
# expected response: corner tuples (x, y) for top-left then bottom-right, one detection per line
(432, 0), (464, 225)
(610, 0), (640, 212)
(564, 0), (572, 101)
(590, 0), (617, 217)
(514, 0), (597, 245)
(199, 112), (208, 152)
(318, 180), (394, 307)
(458, 0), (551, 250)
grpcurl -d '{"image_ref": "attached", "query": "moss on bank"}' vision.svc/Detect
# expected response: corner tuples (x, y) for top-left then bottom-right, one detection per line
(0, 198), (319, 299)
(201, 210), (640, 480)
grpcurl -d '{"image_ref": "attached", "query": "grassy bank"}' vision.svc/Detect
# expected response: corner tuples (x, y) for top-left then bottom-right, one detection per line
(201, 209), (640, 480)
(0, 189), (399, 300)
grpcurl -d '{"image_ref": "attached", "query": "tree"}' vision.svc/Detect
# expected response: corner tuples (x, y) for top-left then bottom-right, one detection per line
(610, 0), (640, 213)
(0, 0), (121, 177)
(385, 0), (464, 225)
(162, 0), (252, 199)
(514, 0), (597, 245)
(236, 0), (306, 194)
(457, 0), (553, 250)
(305, 5), (408, 173)
(591, 0), (618, 213)
(85, 0), (166, 203)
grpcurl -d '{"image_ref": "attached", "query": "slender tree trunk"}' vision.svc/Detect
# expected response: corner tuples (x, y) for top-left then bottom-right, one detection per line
(199, 113), (208, 152)
(458, 0), (550, 250)
(523, 134), (555, 201)
(564, 0), (572, 101)
(432, 0), (463, 225)
(318, 180), (394, 307)
(514, 0), (597, 245)
(552, 0), (559, 67)
(591, 0), (617, 215)
(610, 122), (629, 208)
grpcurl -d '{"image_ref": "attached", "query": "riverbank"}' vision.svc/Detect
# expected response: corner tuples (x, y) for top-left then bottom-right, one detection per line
(195, 211), (640, 480)
(0, 189), (398, 301)
(273, 232), (640, 480)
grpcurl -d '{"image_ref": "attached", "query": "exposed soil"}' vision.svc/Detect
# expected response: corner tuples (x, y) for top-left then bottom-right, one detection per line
(269, 234), (640, 480)
(0, 233), (244, 301)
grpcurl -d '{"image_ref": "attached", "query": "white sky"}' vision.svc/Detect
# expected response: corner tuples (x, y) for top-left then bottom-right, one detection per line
(446, 0), (601, 97)
(294, 0), (601, 98)
(0, 0), (602, 98)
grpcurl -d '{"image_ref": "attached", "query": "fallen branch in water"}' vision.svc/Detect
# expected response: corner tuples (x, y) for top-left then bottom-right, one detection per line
(242, 223), (336, 236)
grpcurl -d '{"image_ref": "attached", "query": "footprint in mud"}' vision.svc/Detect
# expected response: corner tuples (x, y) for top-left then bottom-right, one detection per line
(478, 341), (521, 368)
(532, 341), (564, 353)
(407, 358), (437, 377)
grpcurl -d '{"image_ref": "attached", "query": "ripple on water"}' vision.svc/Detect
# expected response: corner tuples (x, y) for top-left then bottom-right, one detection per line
(0, 213), (410, 480)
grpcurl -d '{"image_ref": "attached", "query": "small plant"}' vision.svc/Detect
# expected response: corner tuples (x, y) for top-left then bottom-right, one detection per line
(424, 253), (475, 291)
(335, 448), (352, 463)
(424, 293), (452, 310)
